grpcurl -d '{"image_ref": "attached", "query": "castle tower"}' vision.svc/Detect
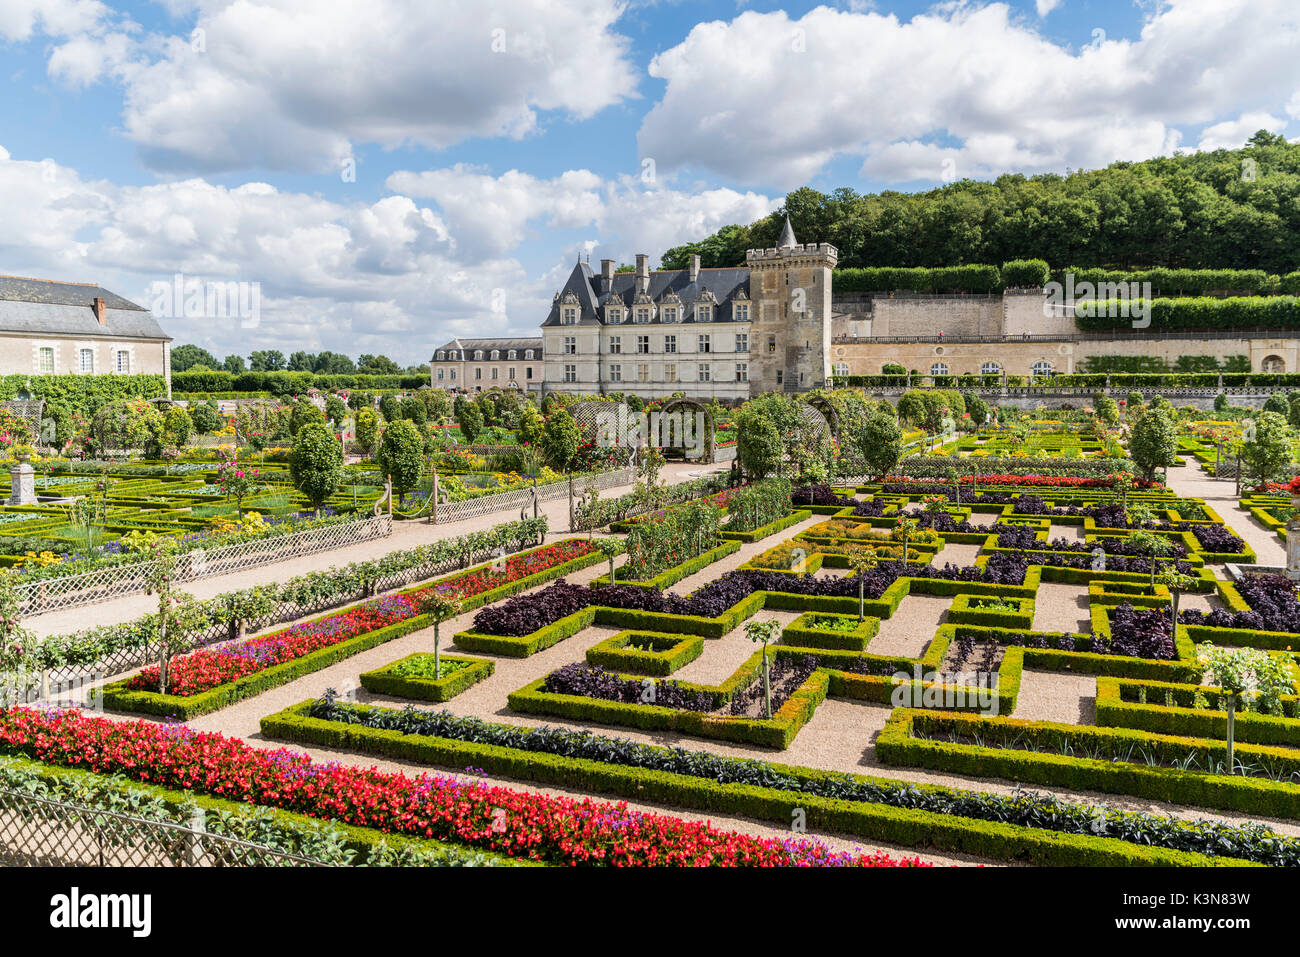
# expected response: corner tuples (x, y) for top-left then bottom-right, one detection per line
(746, 217), (838, 393)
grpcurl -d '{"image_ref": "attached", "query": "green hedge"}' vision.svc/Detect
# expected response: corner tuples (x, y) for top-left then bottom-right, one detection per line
(1096, 677), (1300, 748)
(879, 709), (1300, 820)
(591, 539), (742, 589)
(1076, 295), (1300, 332)
(260, 700), (1237, 866)
(719, 509), (811, 543)
(359, 653), (494, 702)
(585, 631), (705, 676)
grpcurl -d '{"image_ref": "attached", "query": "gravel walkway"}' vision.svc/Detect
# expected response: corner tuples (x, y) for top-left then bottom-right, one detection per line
(1013, 670), (1097, 724)
(1030, 582), (1091, 633)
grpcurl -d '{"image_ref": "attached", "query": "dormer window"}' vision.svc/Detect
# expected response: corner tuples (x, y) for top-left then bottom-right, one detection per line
(607, 307), (623, 324)
(508, 350), (517, 360)
(436, 351), (445, 360)
(734, 303), (749, 322)
(474, 350), (484, 360)
(694, 304), (713, 323)
(490, 350), (500, 360)
(561, 306), (577, 325)
(634, 307), (651, 324)
(661, 306), (677, 323)
(525, 350), (534, 359)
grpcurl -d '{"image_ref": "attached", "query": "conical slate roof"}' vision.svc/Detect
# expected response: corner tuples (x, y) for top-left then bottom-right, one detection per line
(778, 216), (798, 248)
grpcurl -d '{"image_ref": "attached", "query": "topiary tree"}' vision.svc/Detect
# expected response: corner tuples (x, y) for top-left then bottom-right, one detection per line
(290, 421), (344, 511)
(415, 588), (463, 680)
(1263, 392), (1289, 417)
(456, 401), (483, 442)
(961, 391), (989, 427)
(539, 409), (580, 471)
(1094, 394), (1120, 427)
(376, 419), (424, 497)
(1197, 643), (1294, 774)
(161, 405), (193, 449)
(89, 398), (165, 456)
(851, 411), (903, 480)
(189, 399), (222, 435)
(1129, 409), (1177, 481)
(354, 407), (379, 455)
(846, 546), (879, 622)
(378, 393), (402, 423)
(325, 394), (349, 428)
(744, 618), (782, 719)
(401, 395), (427, 426)
(288, 398), (325, 437)
(735, 408), (782, 479)
(1213, 392), (1229, 414)
(519, 405), (545, 445)
(1239, 411), (1295, 487)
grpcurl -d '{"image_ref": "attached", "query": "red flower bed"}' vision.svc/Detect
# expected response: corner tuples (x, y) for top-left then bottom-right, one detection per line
(0, 708), (929, 867)
(885, 473), (1160, 490)
(127, 540), (597, 697)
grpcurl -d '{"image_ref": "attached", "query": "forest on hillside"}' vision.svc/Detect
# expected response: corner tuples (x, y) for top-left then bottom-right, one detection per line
(661, 131), (1300, 274)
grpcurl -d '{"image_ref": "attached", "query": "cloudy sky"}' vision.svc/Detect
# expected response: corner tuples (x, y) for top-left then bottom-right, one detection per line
(1, 0), (1298, 362)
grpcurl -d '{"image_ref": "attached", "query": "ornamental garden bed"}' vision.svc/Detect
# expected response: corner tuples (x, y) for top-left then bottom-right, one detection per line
(1095, 676), (1300, 748)
(96, 538), (603, 718)
(947, 594), (1035, 629)
(878, 709), (1300, 820)
(507, 650), (830, 749)
(591, 539), (741, 590)
(585, 631), (705, 676)
(259, 697), (1258, 867)
(359, 653), (494, 702)
(782, 611), (879, 651)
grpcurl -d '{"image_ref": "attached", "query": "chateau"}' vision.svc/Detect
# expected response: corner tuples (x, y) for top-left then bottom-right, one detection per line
(429, 337), (543, 391)
(539, 218), (837, 400)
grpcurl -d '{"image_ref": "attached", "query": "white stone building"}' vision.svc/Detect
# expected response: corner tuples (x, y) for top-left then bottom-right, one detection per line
(540, 218), (838, 401)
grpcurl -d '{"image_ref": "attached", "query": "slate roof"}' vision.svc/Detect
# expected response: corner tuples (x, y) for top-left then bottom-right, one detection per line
(0, 276), (170, 340)
(542, 262), (752, 327)
(433, 337), (543, 359)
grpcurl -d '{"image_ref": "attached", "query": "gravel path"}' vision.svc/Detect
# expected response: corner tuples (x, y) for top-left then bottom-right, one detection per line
(1164, 461), (1283, 565)
(1013, 670), (1097, 724)
(868, 595), (947, 658)
(1030, 582), (1091, 633)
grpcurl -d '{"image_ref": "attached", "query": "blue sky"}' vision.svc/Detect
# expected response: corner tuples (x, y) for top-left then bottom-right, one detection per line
(0, 0), (1295, 362)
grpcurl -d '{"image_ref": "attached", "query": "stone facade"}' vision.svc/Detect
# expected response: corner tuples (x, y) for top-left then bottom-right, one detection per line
(429, 337), (543, 391)
(540, 219), (837, 401)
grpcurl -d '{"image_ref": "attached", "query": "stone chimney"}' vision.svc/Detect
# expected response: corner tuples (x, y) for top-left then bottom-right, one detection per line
(689, 255), (701, 284)
(93, 297), (107, 325)
(600, 258), (615, 290)
(635, 254), (649, 295)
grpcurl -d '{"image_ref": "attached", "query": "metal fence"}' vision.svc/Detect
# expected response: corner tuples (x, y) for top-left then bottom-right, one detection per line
(0, 789), (321, 867)
(433, 466), (637, 525)
(40, 522), (546, 686)
(18, 514), (394, 617)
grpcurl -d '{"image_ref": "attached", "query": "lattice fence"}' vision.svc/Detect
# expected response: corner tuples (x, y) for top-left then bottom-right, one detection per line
(0, 789), (321, 867)
(40, 521), (546, 685)
(434, 467), (637, 525)
(17, 514), (394, 617)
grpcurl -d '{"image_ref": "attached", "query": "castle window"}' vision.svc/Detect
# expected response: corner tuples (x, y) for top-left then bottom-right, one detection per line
(637, 335), (649, 354)
(734, 303), (749, 322)
(436, 351), (445, 360)
(697, 334), (711, 353)
(508, 350), (517, 360)
(832, 362), (849, 376)
(561, 306), (577, 325)
(437, 369), (444, 380)
(635, 307), (651, 323)
(697, 364), (711, 382)
(736, 363), (748, 383)
(609, 364), (622, 382)
(662, 306), (677, 323)
(930, 362), (949, 376)
(607, 307), (623, 324)
(563, 336), (576, 355)
(474, 350), (484, 360)
(665, 363), (677, 382)
(767, 335), (776, 353)
(508, 367), (516, 380)
(694, 304), (713, 323)
(1031, 360), (1054, 377)
(491, 367), (499, 379)
(637, 363), (650, 382)
(475, 368), (482, 380)
(450, 369), (456, 381)
(609, 336), (622, 354)
(664, 335), (677, 354)
(490, 350), (499, 360)
(980, 361), (1002, 375)
(79, 348), (94, 373)
(38, 347), (54, 373)
(564, 364), (577, 383)
(735, 333), (748, 353)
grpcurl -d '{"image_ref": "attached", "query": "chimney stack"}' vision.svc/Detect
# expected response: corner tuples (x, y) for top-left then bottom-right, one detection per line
(635, 253), (649, 295)
(93, 297), (107, 325)
(689, 255), (701, 284)
(600, 259), (615, 292)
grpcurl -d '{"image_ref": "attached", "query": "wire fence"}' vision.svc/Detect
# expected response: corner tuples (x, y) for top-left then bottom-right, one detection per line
(0, 788), (322, 867)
